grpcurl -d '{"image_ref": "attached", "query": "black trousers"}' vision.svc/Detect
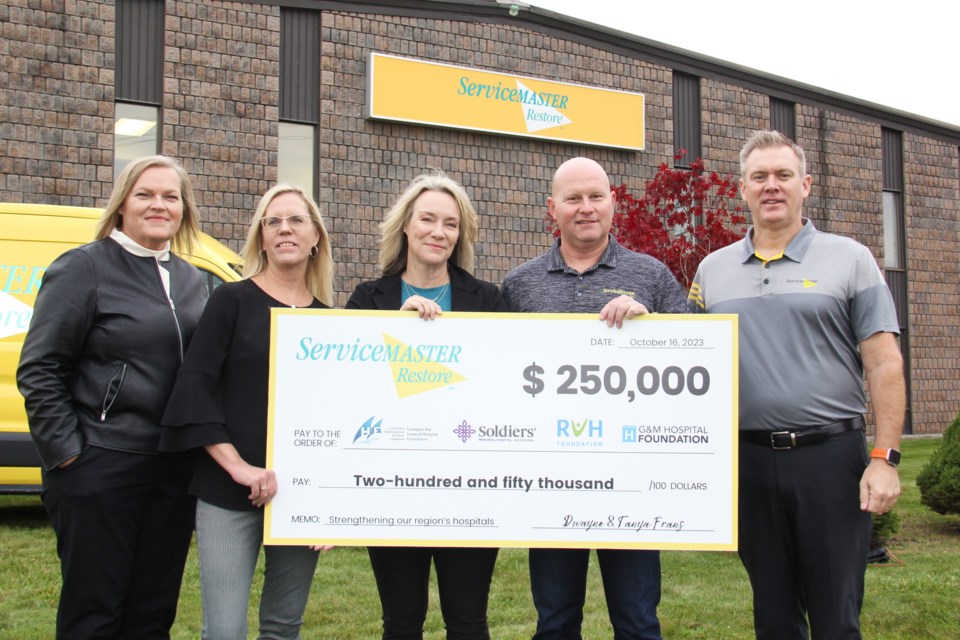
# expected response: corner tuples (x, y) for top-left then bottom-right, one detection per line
(41, 446), (195, 640)
(367, 546), (499, 640)
(738, 430), (872, 640)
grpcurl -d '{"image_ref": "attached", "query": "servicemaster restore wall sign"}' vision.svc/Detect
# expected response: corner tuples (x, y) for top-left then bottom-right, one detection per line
(366, 53), (645, 151)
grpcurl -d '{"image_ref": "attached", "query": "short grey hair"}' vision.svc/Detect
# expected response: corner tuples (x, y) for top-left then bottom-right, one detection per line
(739, 130), (807, 177)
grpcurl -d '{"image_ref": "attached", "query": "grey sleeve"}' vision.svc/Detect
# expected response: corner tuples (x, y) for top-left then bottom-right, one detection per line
(655, 265), (689, 313)
(500, 271), (518, 311)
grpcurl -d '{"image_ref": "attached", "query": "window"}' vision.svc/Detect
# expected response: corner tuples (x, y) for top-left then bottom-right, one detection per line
(672, 72), (701, 168)
(279, 123), (316, 190)
(882, 191), (903, 269)
(114, 0), (163, 179)
(882, 129), (905, 269)
(114, 102), (159, 178)
(881, 127), (911, 433)
(280, 9), (320, 195)
(770, 97), (796, 141)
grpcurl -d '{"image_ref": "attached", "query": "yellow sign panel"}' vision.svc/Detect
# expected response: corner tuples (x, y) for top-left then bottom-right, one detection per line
(367, 53), (644, 151)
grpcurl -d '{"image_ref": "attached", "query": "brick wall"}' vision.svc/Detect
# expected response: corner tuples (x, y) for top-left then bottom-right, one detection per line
(320, 12), (675, 302)
(701, 78), (768, 178)
(0, 0), (115, 203)
(903, 136), (960, 433)
(163, 0), (279, 246)
(797, 110), (885, 249)
(1, 0), (957, 433)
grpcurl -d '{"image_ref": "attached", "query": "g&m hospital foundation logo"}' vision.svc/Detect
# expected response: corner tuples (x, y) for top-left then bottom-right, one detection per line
(555, 418), (604, 448)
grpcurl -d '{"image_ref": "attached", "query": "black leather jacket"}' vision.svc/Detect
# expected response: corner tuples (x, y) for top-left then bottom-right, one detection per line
(17, 237), (207, 470)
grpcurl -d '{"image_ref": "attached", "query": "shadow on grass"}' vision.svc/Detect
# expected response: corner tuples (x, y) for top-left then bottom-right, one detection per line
(929, 516), (960, 536)
(0, 501), (50, 530)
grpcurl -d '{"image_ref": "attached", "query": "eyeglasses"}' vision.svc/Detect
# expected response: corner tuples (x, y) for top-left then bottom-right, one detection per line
(260, 214), (311, 230)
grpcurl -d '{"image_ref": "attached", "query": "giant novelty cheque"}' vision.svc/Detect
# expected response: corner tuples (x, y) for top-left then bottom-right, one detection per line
(265, 310), (738, 551)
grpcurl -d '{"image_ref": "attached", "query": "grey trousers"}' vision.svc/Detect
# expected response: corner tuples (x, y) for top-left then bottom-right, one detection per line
(196, 500), (320, 640)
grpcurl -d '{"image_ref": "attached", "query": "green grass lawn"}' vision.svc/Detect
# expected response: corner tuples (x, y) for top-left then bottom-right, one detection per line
(1, 437), (957, 638)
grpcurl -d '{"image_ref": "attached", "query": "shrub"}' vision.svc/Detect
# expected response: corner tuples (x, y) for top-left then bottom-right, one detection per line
(870, 509), (901, 548)
(916, 411), (960, 516)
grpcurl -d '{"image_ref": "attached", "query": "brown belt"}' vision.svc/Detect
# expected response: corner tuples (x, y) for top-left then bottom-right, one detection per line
(739, 416), (865, 450)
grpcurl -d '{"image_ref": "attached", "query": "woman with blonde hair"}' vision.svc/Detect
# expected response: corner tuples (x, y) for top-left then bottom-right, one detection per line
(347, 171), (504, 639)
(18, 155), (208, 637)
(161, 183), (334, 639)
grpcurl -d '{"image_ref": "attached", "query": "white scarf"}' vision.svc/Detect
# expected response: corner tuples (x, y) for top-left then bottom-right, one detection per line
(109, 228), (173, 299)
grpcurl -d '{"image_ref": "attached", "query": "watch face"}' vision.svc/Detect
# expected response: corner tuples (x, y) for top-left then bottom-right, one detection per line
(872, 448), (901, 466)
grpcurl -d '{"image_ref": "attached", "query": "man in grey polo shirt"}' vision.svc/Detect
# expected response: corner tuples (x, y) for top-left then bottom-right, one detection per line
(502, 157), (686, 640)
(688, 130), (905, 639)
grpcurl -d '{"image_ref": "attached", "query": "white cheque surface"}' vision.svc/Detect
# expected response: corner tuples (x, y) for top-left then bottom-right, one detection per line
(265, 310), (738, 551)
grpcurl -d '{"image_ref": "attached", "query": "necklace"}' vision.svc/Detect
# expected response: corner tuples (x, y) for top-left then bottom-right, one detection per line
(401, 279), (450, 303)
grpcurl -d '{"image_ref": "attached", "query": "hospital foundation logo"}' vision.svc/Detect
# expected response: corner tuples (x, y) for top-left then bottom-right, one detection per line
(453, 420), (475, 442)
(352, 416), (383, 443)
(556, 418), (604, 447)
(454, 422), (537, 444)
(351, 416), (439, 445)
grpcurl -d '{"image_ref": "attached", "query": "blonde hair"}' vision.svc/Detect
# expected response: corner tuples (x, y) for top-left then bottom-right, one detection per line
(95, 155), (200, 253)
(379, 171), (478, 276)
(740, 130), (807, 177)
(241, 184), (334, 306)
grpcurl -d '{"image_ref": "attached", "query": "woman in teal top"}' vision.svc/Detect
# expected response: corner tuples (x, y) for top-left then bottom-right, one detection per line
(346, 171), (505, 639)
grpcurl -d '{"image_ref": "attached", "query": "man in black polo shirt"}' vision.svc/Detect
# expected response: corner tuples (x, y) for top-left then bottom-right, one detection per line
(502, 157), (686, 640)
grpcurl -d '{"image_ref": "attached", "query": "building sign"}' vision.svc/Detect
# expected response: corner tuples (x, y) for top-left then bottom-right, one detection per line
(366, 53), (645, 151)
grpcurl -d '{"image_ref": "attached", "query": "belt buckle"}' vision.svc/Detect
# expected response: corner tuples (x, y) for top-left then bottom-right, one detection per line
(770, 431), (796, 450)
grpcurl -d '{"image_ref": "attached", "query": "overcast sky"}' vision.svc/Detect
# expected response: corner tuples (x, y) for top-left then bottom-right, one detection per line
(529, 0), (959, 127)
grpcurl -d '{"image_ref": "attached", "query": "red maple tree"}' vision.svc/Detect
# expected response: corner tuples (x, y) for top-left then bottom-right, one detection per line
(614, 153), (746, 288)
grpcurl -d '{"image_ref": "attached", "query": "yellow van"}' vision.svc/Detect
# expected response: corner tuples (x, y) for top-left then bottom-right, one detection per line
(0, 203), (242, 493)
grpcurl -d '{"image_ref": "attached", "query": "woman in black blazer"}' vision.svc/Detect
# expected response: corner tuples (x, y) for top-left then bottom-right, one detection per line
(346, 171), (504, 640)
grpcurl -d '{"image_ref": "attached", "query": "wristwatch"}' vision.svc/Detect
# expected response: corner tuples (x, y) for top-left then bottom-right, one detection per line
(870, 447), (901, 467)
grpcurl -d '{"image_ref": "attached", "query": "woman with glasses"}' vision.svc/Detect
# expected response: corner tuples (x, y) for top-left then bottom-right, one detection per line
(346, 171), (504, 640)
(161, 184), (334, 639)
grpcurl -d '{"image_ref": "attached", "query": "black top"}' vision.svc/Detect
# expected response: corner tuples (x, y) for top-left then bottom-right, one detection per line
(18, 237), (207, 469)
(346, 265), (506, 313)
(160, 278), (327, 511)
